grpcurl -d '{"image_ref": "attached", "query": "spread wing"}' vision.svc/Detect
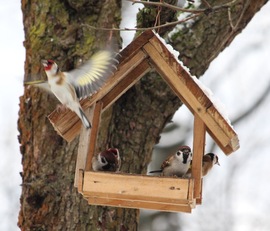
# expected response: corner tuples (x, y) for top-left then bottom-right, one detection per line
(68, 50), (118, 99)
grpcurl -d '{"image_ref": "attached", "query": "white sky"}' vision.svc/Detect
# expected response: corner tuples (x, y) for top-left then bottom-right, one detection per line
(0, 1), (270, 231)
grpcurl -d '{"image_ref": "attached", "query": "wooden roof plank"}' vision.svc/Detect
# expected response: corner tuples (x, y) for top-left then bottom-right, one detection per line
(143, 37), (239, 154)
(118, 30), (155, 65)
(48, 30), (239, 154)
(101, 59), (152, 111)
(85, 50), (149, 107)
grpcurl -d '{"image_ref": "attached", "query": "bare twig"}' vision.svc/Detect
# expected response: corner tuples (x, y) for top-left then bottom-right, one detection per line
(128, 0), (205, 13)
(80, 0), (238, 33)
(128, 0), (237, 14)
(81, 13), (201, 32)
(227, 7), (236, 30)
(201, 0), (212, 8)
(207, 0), (245, 64)
(227, 0), (246, 31)
(154, 4), (162, 33)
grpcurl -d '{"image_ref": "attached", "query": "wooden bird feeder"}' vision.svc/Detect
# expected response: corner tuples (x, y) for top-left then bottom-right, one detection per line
(48, 30), (239, 213)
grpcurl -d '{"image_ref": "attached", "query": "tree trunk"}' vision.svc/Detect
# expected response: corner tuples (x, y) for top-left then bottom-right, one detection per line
(18, 0), (267, 230)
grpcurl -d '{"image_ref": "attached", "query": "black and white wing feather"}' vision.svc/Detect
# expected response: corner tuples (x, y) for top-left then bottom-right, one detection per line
(68, 50), (118, 99)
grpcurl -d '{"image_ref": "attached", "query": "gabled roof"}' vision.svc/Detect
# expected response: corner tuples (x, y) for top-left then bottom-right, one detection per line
(49, 30), (239, 154)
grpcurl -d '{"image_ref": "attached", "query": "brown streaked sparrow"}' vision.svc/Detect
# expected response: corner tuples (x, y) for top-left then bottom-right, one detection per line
(92, 148), (121, 172)
(41, 50), (118, 129)
(184, 153), (220, 178)
(202, 153), (220, 176)
(149, 145), (192, 177)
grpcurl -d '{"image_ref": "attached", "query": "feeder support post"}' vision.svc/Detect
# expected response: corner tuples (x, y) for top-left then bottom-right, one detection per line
(192, 114), (206, 200)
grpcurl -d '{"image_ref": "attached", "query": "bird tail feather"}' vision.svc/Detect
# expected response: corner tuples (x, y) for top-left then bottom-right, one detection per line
(149, 170), (162, 174)
(79, 108), (91, 129)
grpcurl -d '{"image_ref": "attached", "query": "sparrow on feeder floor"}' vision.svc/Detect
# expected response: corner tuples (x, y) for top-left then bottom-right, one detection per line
(149, 145), (192, 177)
(184, 153), (220, 178)
(92, 148), (121, 172)
(40, 50), (118, 129)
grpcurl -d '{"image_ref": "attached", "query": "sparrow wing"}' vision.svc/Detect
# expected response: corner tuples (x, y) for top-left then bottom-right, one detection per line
(68, 50), (118, 99)
(149, 156), (171, 174)
(160, 155), (174, 170)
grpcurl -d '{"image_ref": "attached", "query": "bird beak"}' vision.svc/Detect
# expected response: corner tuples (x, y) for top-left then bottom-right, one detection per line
(217, 161), (220, 166)
(41, 59), (48, 67)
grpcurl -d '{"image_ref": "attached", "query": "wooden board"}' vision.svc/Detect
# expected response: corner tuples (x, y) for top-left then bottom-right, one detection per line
(48, 30), (239, 155)
(84, 101), (103, 171)
(74, 106), (94, 187)
(192, 115), (205, 199)
(101, 59), (151, 111)
(86, 197), (193, 213)
(143, 37), (239, 154)
(77, 169), (84, 194)
(81, 171), (195, 212)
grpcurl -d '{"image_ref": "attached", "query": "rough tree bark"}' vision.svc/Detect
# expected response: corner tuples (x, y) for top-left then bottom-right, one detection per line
(18, 0), (267, 230)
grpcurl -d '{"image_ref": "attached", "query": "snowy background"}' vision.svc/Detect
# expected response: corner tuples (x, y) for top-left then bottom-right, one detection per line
(1, 1), (270, 230)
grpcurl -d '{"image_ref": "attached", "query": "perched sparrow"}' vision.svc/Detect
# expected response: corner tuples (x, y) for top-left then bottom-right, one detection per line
(41, 50), (117, 129)
(92, 148), (121, 172)
(149, 145), (192, 177)
(202, 153), (220, 176)
(184, 153), (220, 178)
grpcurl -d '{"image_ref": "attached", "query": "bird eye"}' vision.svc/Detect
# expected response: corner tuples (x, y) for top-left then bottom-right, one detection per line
(101, 156), (107, 164)
(176, 151), (181, 156)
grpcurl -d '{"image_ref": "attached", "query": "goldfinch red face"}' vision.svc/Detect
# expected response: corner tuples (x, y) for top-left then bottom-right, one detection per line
(42, 59), (54, 70)
(41, 59), (59, 75)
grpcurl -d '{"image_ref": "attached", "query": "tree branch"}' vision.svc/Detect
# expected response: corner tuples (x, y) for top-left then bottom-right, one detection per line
(81, 0), (239, 33)
(81, 13), (201, 32)
(128, 0), (238, 14)
(129, 0), (205, 13)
